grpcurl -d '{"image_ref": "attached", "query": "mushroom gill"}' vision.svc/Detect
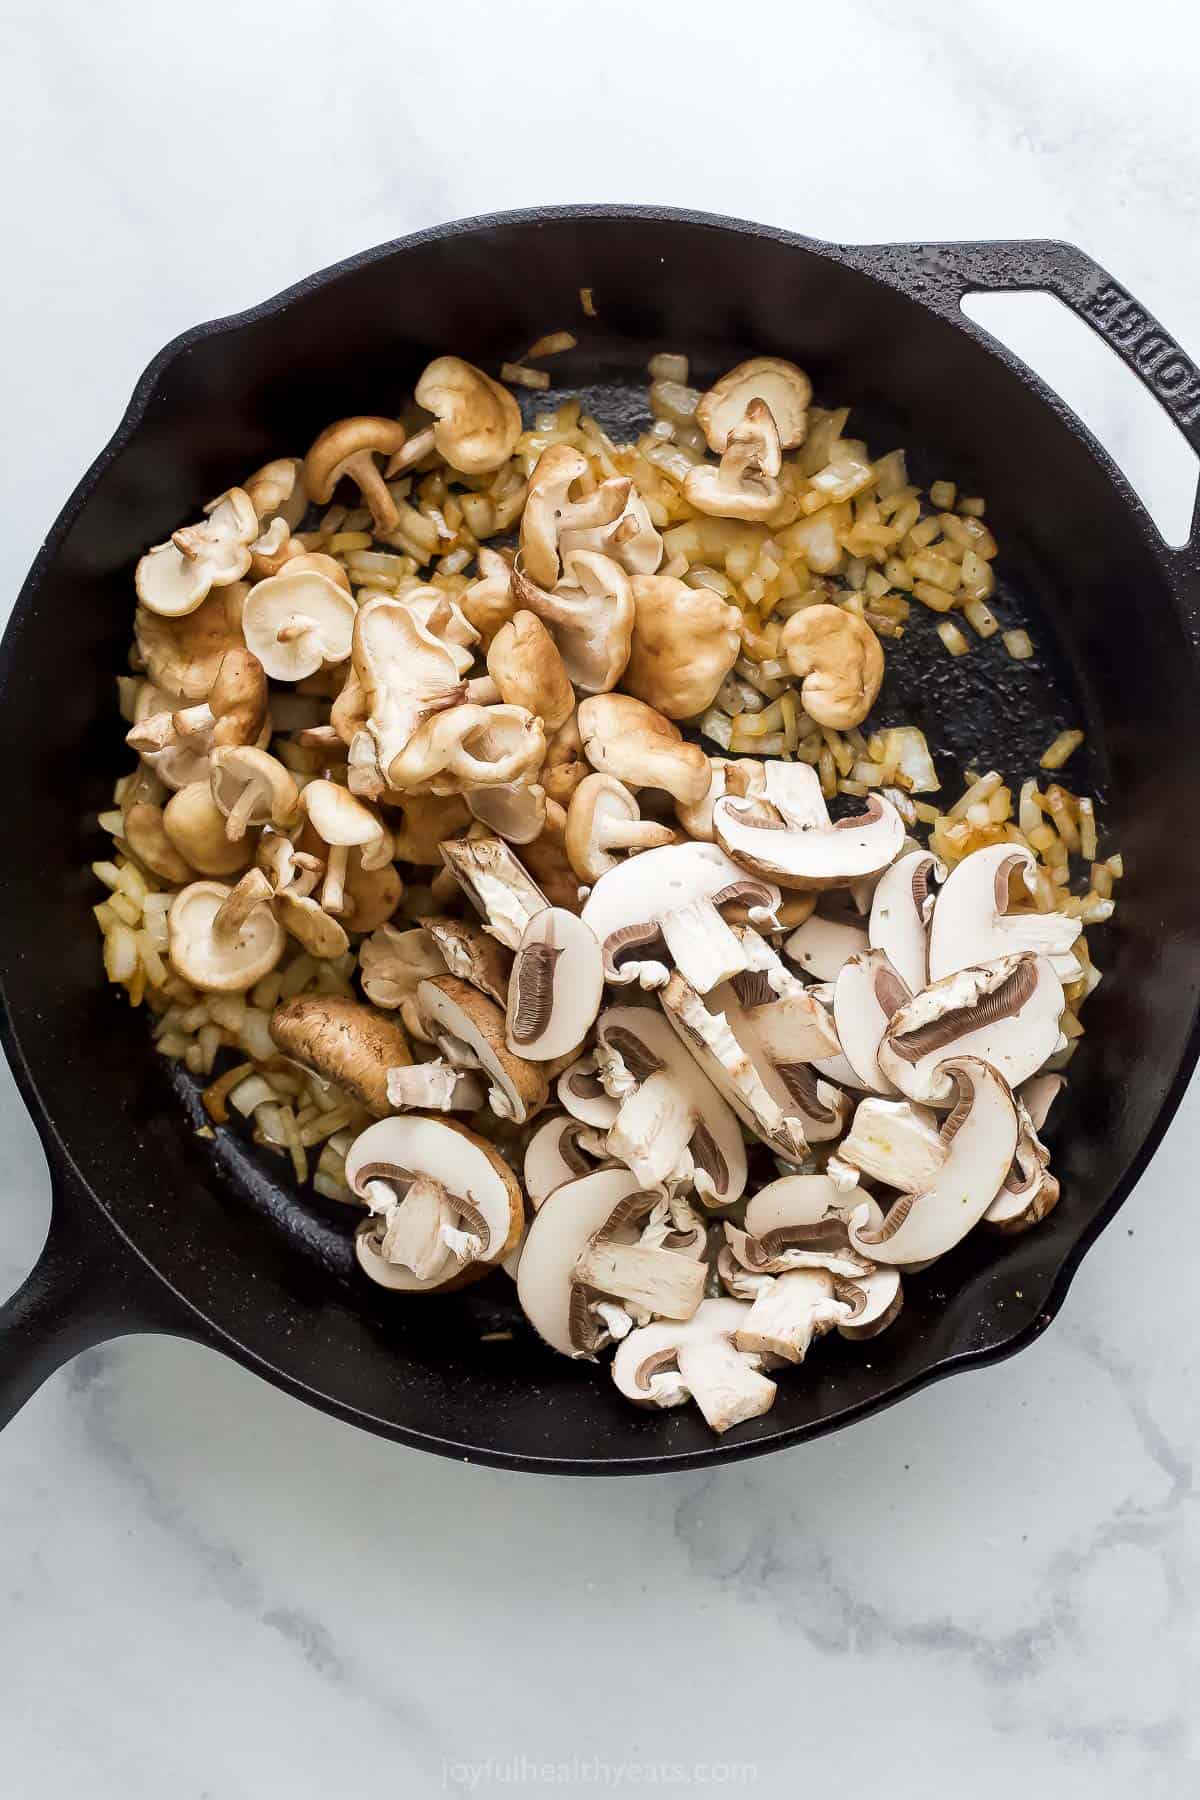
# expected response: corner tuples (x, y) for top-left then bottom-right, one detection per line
(885, 956), (1039, 1065)
(509, 940), (563, 1046)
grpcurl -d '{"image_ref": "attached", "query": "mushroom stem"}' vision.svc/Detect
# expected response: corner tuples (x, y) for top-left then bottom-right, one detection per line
(385, 425), (437, 477)
(606, 1071), (696, 1188)
(321, 844), (350, 916)
(213, 868), (274, 938)
(572, 1238), (706, 1322)
(386, 1061), (486, 1113)
(733, 1269), (847, 1364)
(659, 898), (750, 994)
(276, 613), (318, 644)
(224, 778), (266, 840)
(343, 450), (400, 536)
(674, 1338), (777, 1434)
(599, 817), (676, 854)
(376, 1174), (479, 1283)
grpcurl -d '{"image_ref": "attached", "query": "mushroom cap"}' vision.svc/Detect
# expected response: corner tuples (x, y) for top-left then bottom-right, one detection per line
(269, 995), (412, 1115)
(877, 952), (1065, 1105)
(783, 911), (870, 982)
(624, 576), (742, 721)
(577, 693), (711, 805)
(505, 907), (604, 1062)
(523, 1113), (610, 1208)
(242, 568), (357, 682)
(465, 781), (548, 845)
(210, 745), (301, 832)
(781, 604), (885, 731)
(342, 857), (404, 933)
(714, 760), (905, 891)
(848, 1057), (1020, 1266)
(274, 890), (351, 959)
(927, 843), (1083, 984)
(516, 1166), (647, 1357)
(418, 914), (509, 1007)
(683, 401), (784, 524)
(696, 357), (812, 453)
(557, 1055), (621, 1129)
(565, 773), (653, 884)
(135, 582), (247, 703)
(386, 790), (472, 865)
(611, 1298), (776, 1431)
(302, 779), (387, 852)
(135, 488), (258, 619)
(303, 416), (409, 503)
(243, 457), (308, 531)
(123, 802), (194, 885)
(358, 923), (447, 1012)
(209, 648), (271, 749)
(168, 879), (285, 992)
(732, 1173), (879, 1279)
(486, 610), (575, 733)
(581, 839), (780, 988)
(162, 782), (255, 876)
(832, 949), (910, 1095)
(417, 974), (549, 1124)
(519, 445), (591, 589)
(388, 704), (546, 798)
(414, 357), (522, 474)
(511, 553), (636, 696)
(559, 481), (663, 578)
(868, 850), (941, 996)
(345, 1114), (524, 1287)
(675, 757), (766, 844)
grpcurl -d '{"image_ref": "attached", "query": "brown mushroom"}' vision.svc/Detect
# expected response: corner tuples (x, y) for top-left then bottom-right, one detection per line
(303, 417), (410, 537)
(269, 995), (412, 1116)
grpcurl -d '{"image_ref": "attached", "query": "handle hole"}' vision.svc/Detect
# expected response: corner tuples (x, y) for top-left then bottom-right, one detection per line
(962, 291), (1198, 547)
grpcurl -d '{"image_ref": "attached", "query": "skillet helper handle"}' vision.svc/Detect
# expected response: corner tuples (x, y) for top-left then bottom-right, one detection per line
(0, 1159), (185, 1429)
(843, 237), (1200, 542)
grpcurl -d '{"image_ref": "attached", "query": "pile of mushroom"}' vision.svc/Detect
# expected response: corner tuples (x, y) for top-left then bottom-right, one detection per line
(95, 341), (1116, 1438)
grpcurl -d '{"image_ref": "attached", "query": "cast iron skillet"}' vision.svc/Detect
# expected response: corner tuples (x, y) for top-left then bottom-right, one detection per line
(2, 206), (1199, 1474)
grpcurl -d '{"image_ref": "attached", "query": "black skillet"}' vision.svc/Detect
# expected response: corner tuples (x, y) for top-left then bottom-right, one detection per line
(2, 206), (1199, 1474)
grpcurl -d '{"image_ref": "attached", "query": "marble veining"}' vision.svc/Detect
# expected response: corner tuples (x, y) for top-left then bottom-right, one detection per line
(2, 0), (1199, 1793)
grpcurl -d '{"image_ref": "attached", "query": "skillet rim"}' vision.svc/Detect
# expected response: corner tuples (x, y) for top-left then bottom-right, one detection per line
(3, 201), (1199, 1474)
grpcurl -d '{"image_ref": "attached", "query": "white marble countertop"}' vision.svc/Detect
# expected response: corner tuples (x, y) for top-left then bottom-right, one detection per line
(2, 1), (1199, 1793)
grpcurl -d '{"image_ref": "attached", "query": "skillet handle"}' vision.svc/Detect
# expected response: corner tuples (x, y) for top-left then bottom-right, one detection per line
(842, 238), (1200, 544)
(0, 1157), (190, 1429)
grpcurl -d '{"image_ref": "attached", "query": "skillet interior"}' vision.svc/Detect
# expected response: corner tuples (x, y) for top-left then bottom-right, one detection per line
(2, 208), (1198, 1472)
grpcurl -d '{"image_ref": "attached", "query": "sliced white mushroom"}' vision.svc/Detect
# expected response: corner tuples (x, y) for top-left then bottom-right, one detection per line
(611, 1298), (777, 1434)
(517, 1168), (706, 1358)
(416, 975), (548, 1124)
(659, 933), (845, 1163)
(556, 1053), (621, 1130)
(830, 1096), (947, 1193)
(594, 1005), (747, 1205)
(438, 836), (550, 949)
(580, 839), (780, 994)
(505, 908), (604, 1061)
(346, 1114), (523, 1291)
(783, 912), (869, 982)
(984, 1097), (1060, 1233)
(1018, 1072), (1066, 1133)
(868, 850), (942, 995)
(832, 949), (911, 1096)
(848, 1058), (1019, 1266)
(928, 844), (1083, 983)
(713, 759), (905, 891)
(877, 953), (1065, 1105)
(523, 1113), (611, 1208)
(384, 1061), (486, 1113)
(725, 1174), (879, 1280)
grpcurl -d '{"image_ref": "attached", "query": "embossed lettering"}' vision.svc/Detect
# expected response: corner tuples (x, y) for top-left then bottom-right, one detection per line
(1085, 279), (1200, 427)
